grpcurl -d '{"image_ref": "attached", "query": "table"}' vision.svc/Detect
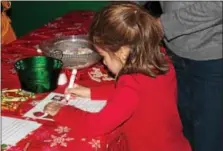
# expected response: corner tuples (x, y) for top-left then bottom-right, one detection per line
(1, 11), (128, 151)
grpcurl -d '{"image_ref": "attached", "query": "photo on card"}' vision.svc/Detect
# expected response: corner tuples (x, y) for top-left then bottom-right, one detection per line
(51, 95), (65, 102)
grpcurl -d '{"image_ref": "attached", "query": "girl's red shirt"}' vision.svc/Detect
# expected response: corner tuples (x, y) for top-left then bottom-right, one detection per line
(53, 51), (191, 151)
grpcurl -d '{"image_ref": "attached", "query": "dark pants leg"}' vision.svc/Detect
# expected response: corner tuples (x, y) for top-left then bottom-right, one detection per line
(168, 51), (223, 151)
(168, 52), (194, 146)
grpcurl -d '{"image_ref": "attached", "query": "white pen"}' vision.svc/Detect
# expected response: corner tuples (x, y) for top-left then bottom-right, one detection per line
(65, 69), (77, 101)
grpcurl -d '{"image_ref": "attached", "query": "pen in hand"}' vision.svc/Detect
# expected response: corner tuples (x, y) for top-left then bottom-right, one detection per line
(43, 69), (77, 117)
(65, 69), (77, 101)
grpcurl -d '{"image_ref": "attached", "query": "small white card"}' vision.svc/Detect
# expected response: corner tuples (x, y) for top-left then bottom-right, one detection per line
(23, 93), (63, 121)
(1, 116), (41, 145)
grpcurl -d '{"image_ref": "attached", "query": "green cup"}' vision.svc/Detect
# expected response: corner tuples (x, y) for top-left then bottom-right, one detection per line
(14, 56), (63, 93)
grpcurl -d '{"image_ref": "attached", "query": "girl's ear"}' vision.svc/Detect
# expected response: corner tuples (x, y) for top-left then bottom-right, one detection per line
(117, 46), (131, 61)
(94, 44), (104, 54)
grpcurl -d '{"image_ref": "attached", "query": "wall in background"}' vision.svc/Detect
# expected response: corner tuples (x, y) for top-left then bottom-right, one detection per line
(11, 1), (110, 37)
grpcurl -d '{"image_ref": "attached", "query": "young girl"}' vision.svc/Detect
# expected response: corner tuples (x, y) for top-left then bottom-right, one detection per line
(44, 2), (191, 151)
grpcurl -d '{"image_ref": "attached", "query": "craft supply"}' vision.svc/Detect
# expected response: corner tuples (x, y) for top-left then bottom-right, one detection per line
(65, 69), (77, 100)
(1, 89), (35, 112)
(1, 89), (35, 102)
(1, 101), (21, 112)
(2, 116), (41, 145)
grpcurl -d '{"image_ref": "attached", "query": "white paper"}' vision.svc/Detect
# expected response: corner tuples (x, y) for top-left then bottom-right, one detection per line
(23, 92), (107, 121)
(1, 116), (41, 145)
(68, 97), (107, 113)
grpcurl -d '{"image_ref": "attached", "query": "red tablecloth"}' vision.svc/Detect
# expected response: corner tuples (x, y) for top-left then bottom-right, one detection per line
(1, 11), (128, 151)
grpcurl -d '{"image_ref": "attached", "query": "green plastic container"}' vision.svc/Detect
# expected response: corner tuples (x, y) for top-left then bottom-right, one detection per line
(14, 56), (63, 93)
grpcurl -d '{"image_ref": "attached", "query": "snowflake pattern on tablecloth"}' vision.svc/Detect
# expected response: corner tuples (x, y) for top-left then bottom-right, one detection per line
(67, 26), (81, 30)
(6, 58), (18, 64)
(45, 23), (58, 28)
(9, 68), (17, 74)
(30, 33), (40, 37)
(88, 139), (101, 150)
(54, 126), (71, 134)
(44, 134), (74, 147)
(54, 33), (63, 38)
(67, 23), (82, 31)
(88, 67), (114, 83)
(81, 138), (86, 142)
(12, 54), (23, 58)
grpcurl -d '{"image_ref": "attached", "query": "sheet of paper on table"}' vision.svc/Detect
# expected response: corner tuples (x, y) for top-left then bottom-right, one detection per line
(1, 116), (42, 145)
(23, 92), (107, 121)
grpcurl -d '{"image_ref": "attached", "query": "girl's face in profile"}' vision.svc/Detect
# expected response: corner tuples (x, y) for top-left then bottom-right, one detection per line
(95, 45), (130, 75)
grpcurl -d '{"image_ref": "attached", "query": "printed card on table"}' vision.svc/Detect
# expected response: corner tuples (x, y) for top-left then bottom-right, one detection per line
(23, 92), (107, 121)
(23, 93), (65, 121)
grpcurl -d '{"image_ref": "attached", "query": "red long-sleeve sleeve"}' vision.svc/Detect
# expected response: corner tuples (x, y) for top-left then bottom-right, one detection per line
(90, 83), (115, 100)
(53, 75), (139, 138)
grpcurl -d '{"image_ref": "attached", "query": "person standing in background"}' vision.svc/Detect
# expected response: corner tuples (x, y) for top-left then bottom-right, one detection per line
(158, 2), (223, 151)
(1, 1), (16, 45)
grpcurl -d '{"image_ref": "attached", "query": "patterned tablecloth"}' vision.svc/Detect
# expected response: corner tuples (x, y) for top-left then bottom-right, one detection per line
(1, 11), (128, 151)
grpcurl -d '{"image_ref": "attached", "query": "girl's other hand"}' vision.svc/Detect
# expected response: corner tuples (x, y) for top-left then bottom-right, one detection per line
(65, 84), (91, 98)
(44, 102), (63, 116)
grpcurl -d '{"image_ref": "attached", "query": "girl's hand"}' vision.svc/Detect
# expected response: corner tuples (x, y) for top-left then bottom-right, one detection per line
(65, 84), (91, 98)
(44, 102), (63, 116)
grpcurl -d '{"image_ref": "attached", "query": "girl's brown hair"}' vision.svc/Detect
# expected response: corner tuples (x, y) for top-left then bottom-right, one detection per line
(89, 2), (169, 78)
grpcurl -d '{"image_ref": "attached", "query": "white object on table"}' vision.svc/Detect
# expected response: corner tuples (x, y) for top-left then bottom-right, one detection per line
(1, 116), (41, 145)
(34, 45), (42, 53)
(57, 72), (68, 85)
(23, 93), (61, 121)
(65, 69), (77, 100)
(37, 48), (42, 53)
